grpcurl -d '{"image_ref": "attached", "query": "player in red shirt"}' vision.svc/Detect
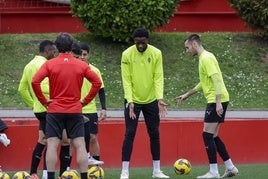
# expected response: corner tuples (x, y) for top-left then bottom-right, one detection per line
(32, 33), (102, 179)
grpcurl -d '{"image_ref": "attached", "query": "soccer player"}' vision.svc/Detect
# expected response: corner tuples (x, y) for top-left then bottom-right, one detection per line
(79, 42), (106, 165)
(31, 33), (101, 179)
(70, 42), (105, 166)
(177, 34), (239, 178)
(120, 27), (169, 179)
(0, 118), (10, 147)
(18, 40), (71, 179)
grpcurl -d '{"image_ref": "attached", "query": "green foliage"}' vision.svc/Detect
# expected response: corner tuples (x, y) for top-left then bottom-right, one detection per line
(0, 33), (267, 109)
(229, 0), (268, 38)
(70, 0), (180, 42)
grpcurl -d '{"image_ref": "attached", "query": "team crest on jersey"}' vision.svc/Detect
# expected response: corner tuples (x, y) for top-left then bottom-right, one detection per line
(147, 58), (151, 63)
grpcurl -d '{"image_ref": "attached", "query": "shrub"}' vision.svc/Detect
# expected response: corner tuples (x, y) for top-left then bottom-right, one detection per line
(71, 0), (180, 42)
(229, 0), (268, 38)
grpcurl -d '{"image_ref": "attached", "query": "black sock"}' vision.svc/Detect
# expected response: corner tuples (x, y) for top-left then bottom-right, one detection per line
(68, 155), (73, 168)
(84, 121), (90, 153)
(214, 136), (230, 161)
(30, 143), (45, 174)
(43, 148), (47, 170)
(59, 145), (70, 176)
(93, 156), (100, 160)
(81, 172), (87, 179)
(202, 132), (217, 163)
(48, 172), (55, 179)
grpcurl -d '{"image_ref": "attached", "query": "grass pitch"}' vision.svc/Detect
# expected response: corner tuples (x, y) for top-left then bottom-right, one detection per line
(4, 164), (268, 179)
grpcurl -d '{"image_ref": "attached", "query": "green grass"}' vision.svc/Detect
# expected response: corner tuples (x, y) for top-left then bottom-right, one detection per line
(0, 32), (267, 109)
(4, 164), (268, 179)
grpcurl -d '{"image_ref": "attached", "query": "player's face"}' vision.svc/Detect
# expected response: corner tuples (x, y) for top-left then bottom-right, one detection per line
(79, 49), (90, 62)
(46, 45), (57, 60)
(184, 40), (197, 56)
(134, 37), (148, 52)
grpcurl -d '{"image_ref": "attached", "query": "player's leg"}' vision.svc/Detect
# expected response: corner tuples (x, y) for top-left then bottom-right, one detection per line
(84, 113), (104, 165)
(66, 114), (88, 179)
(46, 113), (63, 179)
(59, 129), (71, 177)
(197, 103), (221, 178)
(30, 112), (47, 179)
(143, 100), (169, 178)
(214, 102), (238, 178)
(120, 100), (141, 179)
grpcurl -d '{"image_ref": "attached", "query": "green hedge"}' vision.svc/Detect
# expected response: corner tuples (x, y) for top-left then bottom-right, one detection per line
(71, 0), (180, 42)
(229, 0), (268, 38)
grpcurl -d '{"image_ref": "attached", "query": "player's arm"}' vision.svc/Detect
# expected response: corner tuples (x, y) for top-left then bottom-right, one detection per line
(211, 73), (223, 117)
(18, 74), (34, 108)
(31, 65), (49, 107)
(177, 83), (200, 104)
(98, 87), (107, 120)
(82, 68), (102, 106)
(121, 54), (133, 104)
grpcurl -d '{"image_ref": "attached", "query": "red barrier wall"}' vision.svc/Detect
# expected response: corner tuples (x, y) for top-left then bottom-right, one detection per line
(0, 0), (251, 34)
(0, 118), (267, 171)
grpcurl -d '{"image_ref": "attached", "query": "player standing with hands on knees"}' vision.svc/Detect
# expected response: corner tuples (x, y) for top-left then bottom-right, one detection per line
(120, 27), (169, 179)
(32, 33), (102, 179)
(177, 34), (238, 179)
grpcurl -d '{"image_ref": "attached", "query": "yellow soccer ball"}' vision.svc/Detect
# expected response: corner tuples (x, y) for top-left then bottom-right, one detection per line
(61, 169), (80, 179)
(0, 171), (10, 179)
(174, 158), (191, 175)
(12, 171), (31, 179)
(87, 166), (104, 179)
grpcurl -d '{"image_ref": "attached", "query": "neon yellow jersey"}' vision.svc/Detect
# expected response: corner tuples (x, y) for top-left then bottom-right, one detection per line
(121, 44), (164, 104)
(81, 64), (104, 113)
(198, 50), (229, 103)
(18, 55), (49, 113)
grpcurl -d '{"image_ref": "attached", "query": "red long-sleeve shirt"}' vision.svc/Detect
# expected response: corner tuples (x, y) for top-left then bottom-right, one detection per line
(32, 53), (102, 113)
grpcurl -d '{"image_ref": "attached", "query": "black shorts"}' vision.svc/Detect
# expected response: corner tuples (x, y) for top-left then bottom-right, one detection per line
(34, 112), (47, 133)
(83, 113), (98, 134)
(46, 113), (84, 139)
(204, 102), (228, 123)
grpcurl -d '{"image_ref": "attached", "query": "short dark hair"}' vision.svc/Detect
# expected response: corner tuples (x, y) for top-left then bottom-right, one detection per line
(80, 43), (90, 53)
(71, 42), (82, 56)
(184, 34), (201, 44)
(39, 40), (54, 53)
(133, 27), (149, 39)
(55, 32), (74, 53)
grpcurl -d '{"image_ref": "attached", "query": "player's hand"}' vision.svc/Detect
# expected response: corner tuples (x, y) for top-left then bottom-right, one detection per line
(216, 102), (223, 117)
(99, 109), (107, 121)
(83, 115), (89, 123)
(128, 102), (136, 120)
(176, 94), (188, 104)
(45, 99), (52, 108)
(158, 99), (167, 117)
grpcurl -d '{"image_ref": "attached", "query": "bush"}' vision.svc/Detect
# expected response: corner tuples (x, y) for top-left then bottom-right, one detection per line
(229, 0), (268, 38)
(71, 0), (180, 42)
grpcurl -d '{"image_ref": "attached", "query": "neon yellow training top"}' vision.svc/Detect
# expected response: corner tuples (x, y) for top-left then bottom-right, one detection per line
(18, 55), (49, 113)
(195, 50), (229, 103)
(81, 64), (104, 113)
(121, 44), (164, 104)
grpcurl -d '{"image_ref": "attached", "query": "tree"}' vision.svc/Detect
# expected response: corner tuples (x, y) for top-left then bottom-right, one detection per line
(71, 0), (180, 42)
(229, 0), (268, 38)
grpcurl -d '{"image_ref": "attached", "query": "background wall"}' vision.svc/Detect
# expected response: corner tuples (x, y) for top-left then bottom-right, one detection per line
(1, 118), (267, 171)
(0, 0), (251, 34)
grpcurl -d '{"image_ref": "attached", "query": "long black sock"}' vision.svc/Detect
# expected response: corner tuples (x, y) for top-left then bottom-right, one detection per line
(30, 143), (45, 174)
(84, 121), (90, 153)
(43, 148), (47, 170)
(47, 172), (55, 179)
(214, 136), (230, 161)
(81, 172), (87, 179)
(59, 145), (70, 176)
(93, 155), (100, 160)
(202, 132), (217, 163)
